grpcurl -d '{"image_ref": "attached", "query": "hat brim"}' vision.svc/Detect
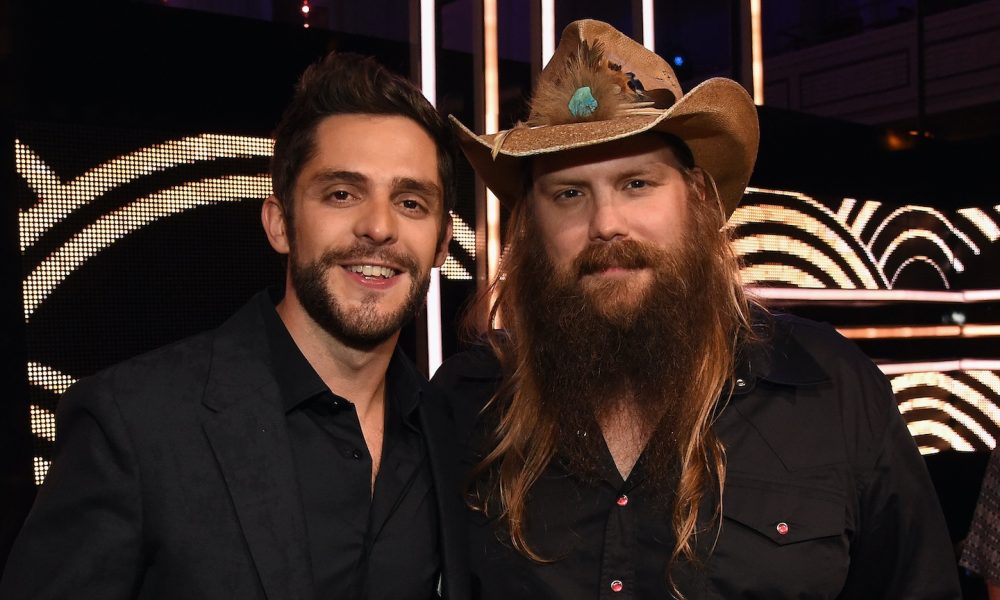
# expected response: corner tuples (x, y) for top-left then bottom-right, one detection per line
(451, 77), (759, 217)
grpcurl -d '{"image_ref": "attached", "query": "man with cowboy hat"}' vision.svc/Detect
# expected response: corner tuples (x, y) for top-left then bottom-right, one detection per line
(434, 19), (959, 599)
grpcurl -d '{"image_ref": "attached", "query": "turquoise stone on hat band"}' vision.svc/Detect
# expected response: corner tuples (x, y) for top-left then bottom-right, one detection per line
(568, 86), (598, 118)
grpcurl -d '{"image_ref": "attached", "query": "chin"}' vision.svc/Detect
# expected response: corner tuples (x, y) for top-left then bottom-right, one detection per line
(584, 275), (651, 302)
(581, 292), (644, 327)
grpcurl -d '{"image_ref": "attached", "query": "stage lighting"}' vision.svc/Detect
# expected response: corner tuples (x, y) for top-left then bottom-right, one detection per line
(665, 47), (691, 79)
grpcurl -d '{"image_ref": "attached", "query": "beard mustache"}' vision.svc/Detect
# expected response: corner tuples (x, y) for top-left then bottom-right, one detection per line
(518, 230), (720, 488)
(290, 241), (429, 349)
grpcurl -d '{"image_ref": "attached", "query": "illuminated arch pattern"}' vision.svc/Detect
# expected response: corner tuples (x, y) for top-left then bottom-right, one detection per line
(889, 256), (951, 289)
(23, 175), (273, 320)
(17, 135), (275, 252)
(734, 188), (1000, 291)
(870, 205), (979, 256)
(731, 204), (883, 288)
(958, 208), (1000, 242)
(891, 369), (1000, 454)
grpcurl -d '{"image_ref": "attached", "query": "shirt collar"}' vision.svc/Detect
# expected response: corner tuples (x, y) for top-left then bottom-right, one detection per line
(731, 313), (829, 396)
(260, 288), (424, 420)
(260, 288), (328, 412)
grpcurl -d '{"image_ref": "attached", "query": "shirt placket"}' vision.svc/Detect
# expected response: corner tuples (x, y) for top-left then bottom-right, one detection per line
(599, 483), (637, 599)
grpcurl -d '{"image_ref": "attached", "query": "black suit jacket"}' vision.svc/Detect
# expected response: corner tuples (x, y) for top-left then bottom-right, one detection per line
(1, 293), (469, 599)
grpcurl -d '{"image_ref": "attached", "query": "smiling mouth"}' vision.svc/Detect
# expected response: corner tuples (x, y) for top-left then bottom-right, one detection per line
(344, 264), (400, 280)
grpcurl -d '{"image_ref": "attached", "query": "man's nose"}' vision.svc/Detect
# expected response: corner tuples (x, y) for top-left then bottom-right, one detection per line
(588, 196), (628, 242)
(354, 197), (398, 245)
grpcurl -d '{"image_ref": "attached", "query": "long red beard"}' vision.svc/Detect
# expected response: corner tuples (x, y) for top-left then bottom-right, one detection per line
(516, 228), (722, 488)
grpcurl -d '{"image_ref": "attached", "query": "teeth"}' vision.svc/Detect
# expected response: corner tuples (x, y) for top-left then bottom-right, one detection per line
(347, 265), (396, 279)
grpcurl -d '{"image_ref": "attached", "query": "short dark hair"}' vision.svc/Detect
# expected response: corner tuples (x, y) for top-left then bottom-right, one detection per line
(271, 52), (457, 230)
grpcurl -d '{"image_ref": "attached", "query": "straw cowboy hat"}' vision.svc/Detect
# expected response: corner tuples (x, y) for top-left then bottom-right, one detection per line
(450, 19), (759, 216)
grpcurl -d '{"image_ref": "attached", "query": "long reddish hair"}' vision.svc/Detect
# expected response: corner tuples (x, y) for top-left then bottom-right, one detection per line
(468, 165), (758, 594)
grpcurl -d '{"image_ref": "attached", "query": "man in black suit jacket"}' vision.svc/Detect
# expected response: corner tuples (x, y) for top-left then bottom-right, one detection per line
(1, 52), (468, 599)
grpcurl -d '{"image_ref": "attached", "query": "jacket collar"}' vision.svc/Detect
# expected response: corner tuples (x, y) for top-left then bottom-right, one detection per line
(201, 290), (279, 413)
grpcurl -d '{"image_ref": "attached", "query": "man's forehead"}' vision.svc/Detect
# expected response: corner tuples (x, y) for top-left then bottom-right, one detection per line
(301, 115), (442, 185)
(530, 134), (685, 182)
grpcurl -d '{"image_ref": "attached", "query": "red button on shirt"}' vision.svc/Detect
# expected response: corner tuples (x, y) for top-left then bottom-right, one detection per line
(616, 495), (628, 507)
(610, 580), (623, 593)
(776, 522), (789, 536)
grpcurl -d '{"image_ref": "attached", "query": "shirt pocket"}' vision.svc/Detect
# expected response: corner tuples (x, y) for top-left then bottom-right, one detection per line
(705, 475), (850, 599)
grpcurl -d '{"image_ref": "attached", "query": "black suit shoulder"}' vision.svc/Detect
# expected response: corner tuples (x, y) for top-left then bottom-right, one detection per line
(80, 329), (216, 403)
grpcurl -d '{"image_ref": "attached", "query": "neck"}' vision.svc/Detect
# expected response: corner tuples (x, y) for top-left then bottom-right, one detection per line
(599, 394), (656, 480)
(275, 291), (397, 420)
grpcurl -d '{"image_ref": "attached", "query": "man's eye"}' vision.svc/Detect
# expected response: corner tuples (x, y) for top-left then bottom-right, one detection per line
(400, 198), (425, 212)
(330, 190), (352, 201)
(626, 180), (648, 189)
(556, 189), (582, 200)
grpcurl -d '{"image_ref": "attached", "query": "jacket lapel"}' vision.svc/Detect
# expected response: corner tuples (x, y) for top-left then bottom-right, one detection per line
(201, 294), (313, 600)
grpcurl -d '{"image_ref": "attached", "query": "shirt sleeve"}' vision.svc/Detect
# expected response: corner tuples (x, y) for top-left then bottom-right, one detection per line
(960, 448), (1000, 584)
(838, 371), (961, 599)
(0, 373), (145, 599)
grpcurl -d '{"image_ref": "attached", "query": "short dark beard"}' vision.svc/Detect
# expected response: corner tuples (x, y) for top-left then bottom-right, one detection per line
(290, 242), (429, 349)
(519, 226), (719, 489)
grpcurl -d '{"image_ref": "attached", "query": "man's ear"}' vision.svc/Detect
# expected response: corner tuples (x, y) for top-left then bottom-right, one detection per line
(690, 167), (708, 202)
(434, 214), (453, 268)
(262, 195), (290, 254)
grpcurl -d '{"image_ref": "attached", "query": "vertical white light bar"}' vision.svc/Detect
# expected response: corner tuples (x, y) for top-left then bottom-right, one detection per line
(419, 0), (444, 375)
(540, 0), (556, 65)
(641, 0), (655, 51)
(750, 0), (764, 104)
(484, 0), (501, 292)
(420, 0), (436, 106)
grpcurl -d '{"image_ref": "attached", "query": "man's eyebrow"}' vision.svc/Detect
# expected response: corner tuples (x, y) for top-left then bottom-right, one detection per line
(310, 170), (369, 186)
(393, 177), (442, 200)
(534, 176), (591, 189)
(617, 164), (666, 180)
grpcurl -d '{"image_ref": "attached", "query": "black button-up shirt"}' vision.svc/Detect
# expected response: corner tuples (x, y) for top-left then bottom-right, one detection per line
(433, 314), (961, 599)
(468, 439), (680, 599)
(262, 296), (439, 599)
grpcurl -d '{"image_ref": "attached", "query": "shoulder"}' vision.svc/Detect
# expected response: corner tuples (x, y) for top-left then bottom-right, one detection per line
(71, 293), (269, 406)
(773, 313), (877, 371)
(756, 312), (890, 396)
(433, 342), (501, 405)
(432, 341), (503, 444)
(51, 332), (214, 442)
(60, 299), (265, 424)
(83, 329), (217, 396)
(434, 343), (501, 388)
(729, 311), (902, 471)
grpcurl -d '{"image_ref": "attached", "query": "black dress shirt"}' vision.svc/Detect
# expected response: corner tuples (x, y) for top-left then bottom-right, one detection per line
(262, 296), (439, 599)
(469, 433), (681, 599)
(432, 314), (961, 599)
